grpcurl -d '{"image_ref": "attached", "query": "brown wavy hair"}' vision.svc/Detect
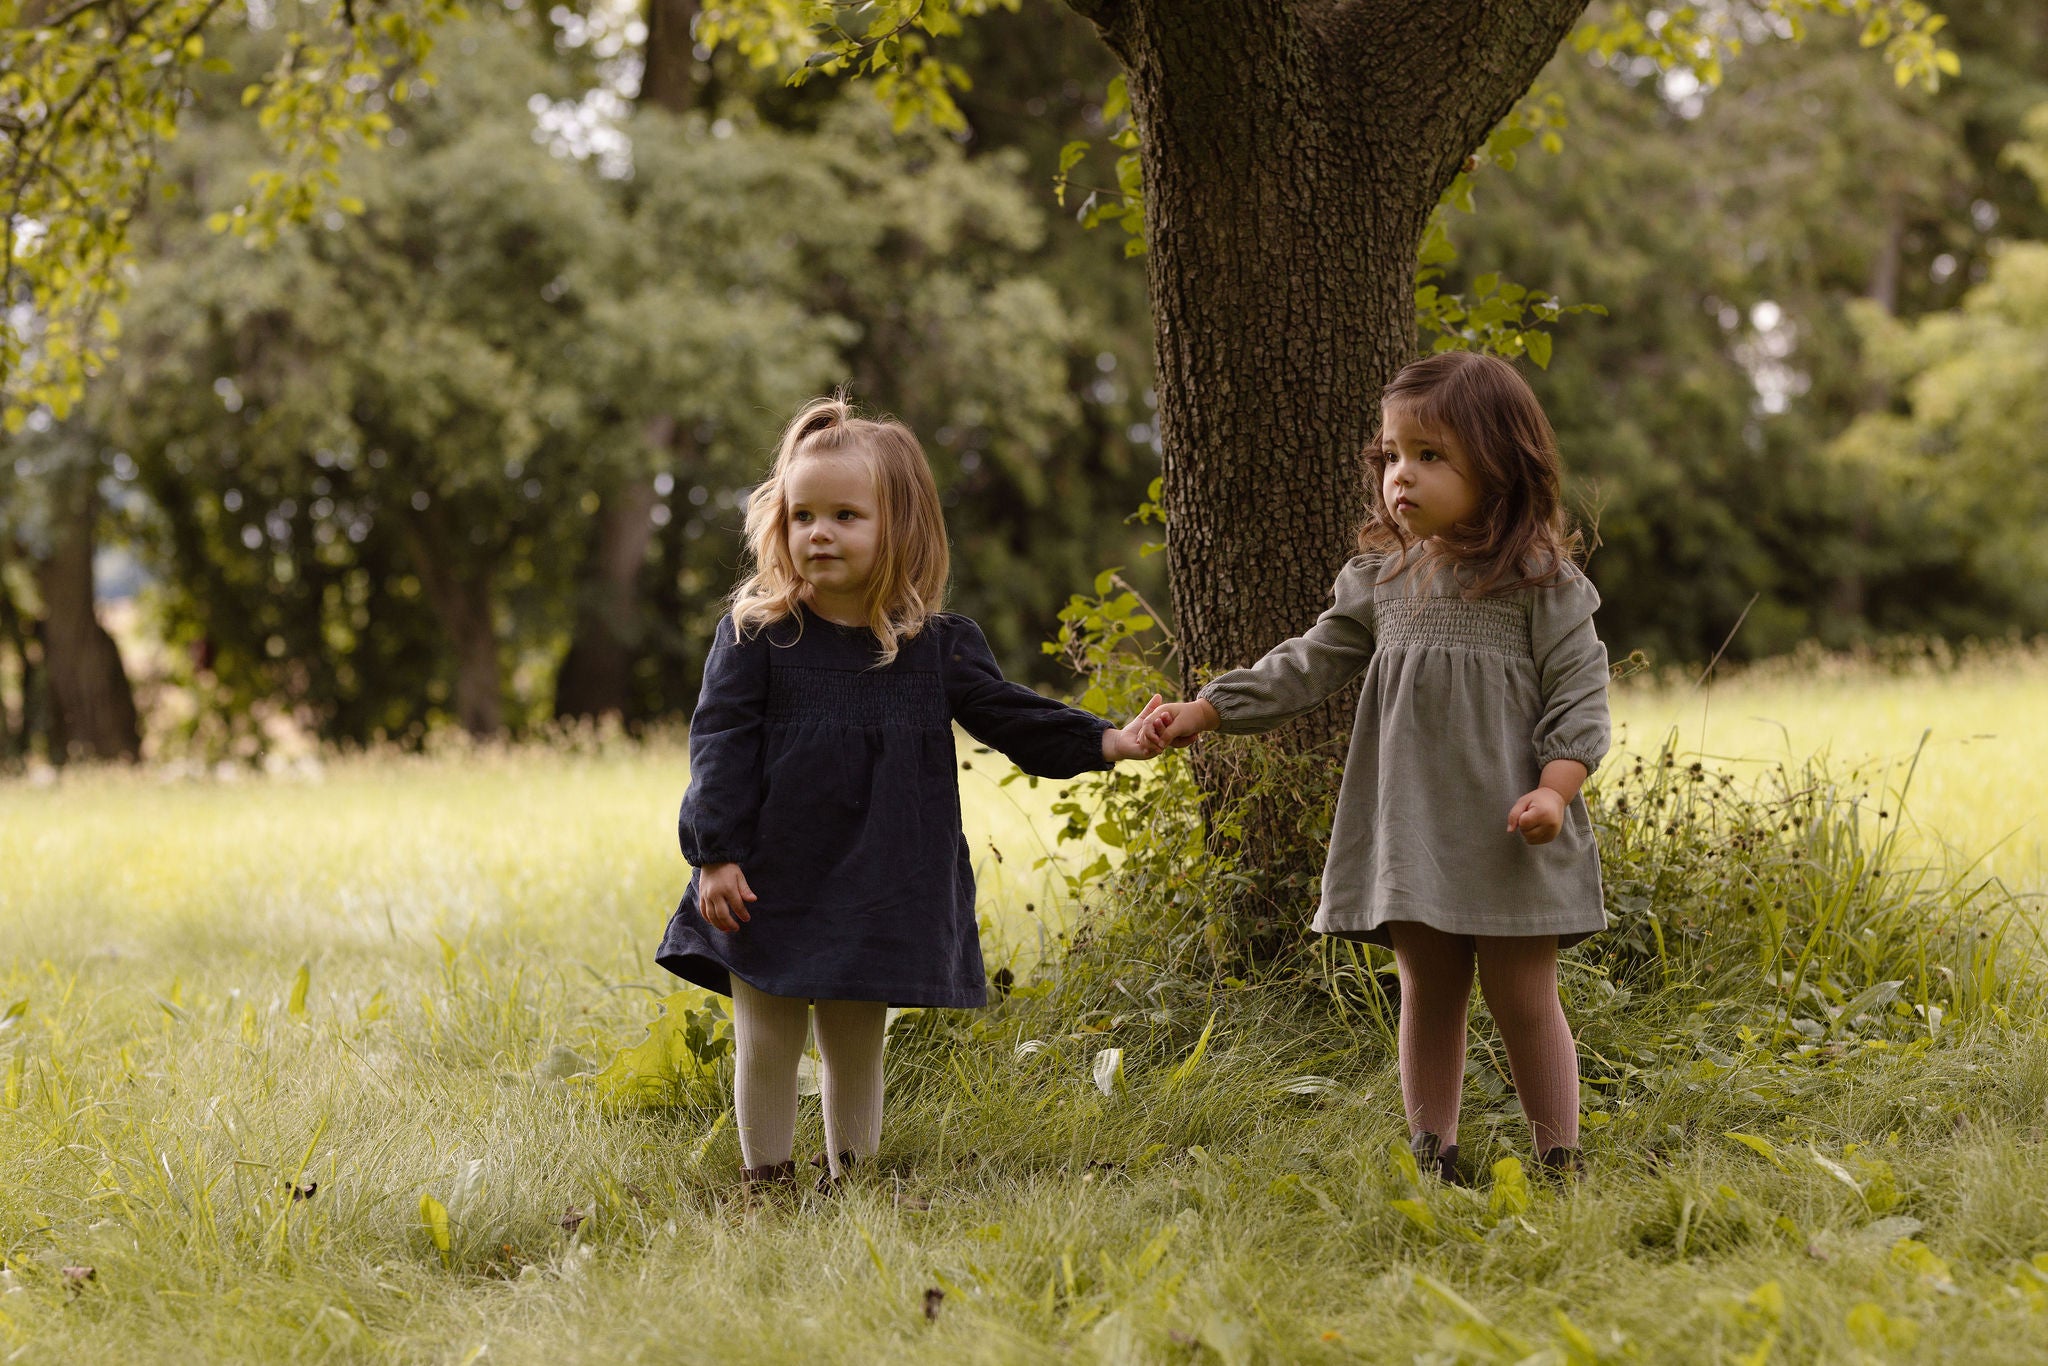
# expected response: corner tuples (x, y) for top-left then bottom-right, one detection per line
(730, 394), (950, 665)
(1359, 350), (1581, 597)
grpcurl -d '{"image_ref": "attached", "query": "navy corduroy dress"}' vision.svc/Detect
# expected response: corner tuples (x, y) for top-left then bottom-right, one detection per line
(656, 606), (1112, 1008)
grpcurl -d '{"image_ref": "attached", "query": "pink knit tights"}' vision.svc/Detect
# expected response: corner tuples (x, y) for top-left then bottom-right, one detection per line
(1389, 923), (1580, 1155)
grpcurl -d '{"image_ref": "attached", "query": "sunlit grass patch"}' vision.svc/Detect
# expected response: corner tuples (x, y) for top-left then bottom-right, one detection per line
(0, 660), (2045, 1361)
(1614, 639), (2048, 893)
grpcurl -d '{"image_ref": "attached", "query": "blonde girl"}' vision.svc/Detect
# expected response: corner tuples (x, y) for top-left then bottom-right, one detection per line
(658, 396), (1164, 1190)
(1147, 351), (1610, 1180)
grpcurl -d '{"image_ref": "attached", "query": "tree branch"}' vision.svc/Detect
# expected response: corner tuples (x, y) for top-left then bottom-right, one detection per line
(1317, 0), (1591, 213)
(1060, 0), (1131, 51)
(32, 0), (124, 31)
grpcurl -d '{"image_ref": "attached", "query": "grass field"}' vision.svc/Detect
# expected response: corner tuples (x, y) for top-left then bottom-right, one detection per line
(1611, 642), (2048, 896)
(0, 651), (2044, 1362)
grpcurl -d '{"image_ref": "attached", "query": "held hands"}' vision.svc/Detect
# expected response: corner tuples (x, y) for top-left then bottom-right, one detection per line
(1101, 695), (1221, 762)
(1102, 694), (1170, 762)
(1141, 698), (1220, 750)
(697, 861), (756, 932)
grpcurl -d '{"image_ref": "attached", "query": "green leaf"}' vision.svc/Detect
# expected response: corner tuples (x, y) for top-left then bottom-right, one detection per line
(588, 992), (719, 1108)
(1389, 1197), (1437, 1231)
(1487, 1157), (1530, 1216)
(1102, 73), (1128, 123)
(1524, 330), (1553, 369)
(1166, 1010), (1218, 1090)
(420, 1192), (452, 1266)
(1724, 1131), (1786, 1170)
(287, 963), (311, 1020)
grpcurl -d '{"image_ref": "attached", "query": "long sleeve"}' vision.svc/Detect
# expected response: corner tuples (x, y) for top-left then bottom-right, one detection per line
(1528, 568), (1611, 773)
(1196, 557), (1378, 735)
(678, 615), (771, 867)
(942, 616), (1111, 779)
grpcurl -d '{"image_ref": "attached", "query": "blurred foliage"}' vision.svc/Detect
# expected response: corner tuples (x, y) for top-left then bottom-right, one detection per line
(1, 0), (462, 432)
(4, 1), (2046, 755)
(1443, 2), (2048, 663)
(58, 11), (1153, 748)
(1832, 101), (2048, 633)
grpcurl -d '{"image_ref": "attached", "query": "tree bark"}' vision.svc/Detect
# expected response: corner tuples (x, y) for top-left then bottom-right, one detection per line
(1072, 0), (1591, 945)
(35, 468), (140, 763)
(550, 16), (699, 722)
(641, 0), (701, 114)
(1831, 190), (1907, 630)
(554, 471), (660, 722)
(399, 507), (503, 738)
(0, 546), (35, 763)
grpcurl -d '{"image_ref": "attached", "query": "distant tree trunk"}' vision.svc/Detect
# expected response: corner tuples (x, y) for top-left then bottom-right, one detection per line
(554, 470), (660, 722)
(1832, 191), (1907, 632)
(0, 550), (35, 763)
(35, 469), (140, 762)
(399, 507), (503, 738)
(1068, 0), (1590, 949)
(548, 9), (700, 720)
(641, 0), (701, 114)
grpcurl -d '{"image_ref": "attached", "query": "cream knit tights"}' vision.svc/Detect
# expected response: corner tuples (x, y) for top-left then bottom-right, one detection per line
(730, 977), (886, 1178)
(1389, 923), (1581, 1155)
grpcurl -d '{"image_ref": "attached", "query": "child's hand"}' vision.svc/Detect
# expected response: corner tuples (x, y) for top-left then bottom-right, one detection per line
(698, 861), (756, 932)
(1144, 698), (1221, 750)
(1506, 788), (1567, 845)
(1102, 693), (1168, 762)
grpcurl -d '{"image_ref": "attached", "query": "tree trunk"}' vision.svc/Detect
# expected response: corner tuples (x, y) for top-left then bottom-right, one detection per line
(35, 469), (140, 763)
(0, 549), (34, 763)
(554, 473), (660, 722)
(399, 508), (503, 738)
(549, 14), (699, 722)
(1831, 190), (1907, 632)
(641, 0), (701, 114)
(1072, 0), (1591, 947)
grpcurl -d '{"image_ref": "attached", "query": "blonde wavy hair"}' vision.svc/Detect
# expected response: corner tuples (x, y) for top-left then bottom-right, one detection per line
(729, 394), (950, 665)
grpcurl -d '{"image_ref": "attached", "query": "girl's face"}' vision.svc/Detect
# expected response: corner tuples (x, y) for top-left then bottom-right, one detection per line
(784, 452), (883, 619)
(1379, 403), (1480, 540)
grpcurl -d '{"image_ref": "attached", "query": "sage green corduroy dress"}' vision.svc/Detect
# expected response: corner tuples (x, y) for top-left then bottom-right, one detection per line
(1199, 548), (1611, 946)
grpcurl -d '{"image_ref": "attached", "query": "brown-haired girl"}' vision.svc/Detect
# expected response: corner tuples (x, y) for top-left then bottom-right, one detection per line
(657, 395), (1166, 1192)
(1146, 350), (1610, 1180)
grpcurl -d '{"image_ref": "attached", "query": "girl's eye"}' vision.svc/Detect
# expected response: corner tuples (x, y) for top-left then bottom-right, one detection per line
(837, 509), (856, 521)
(793, 511), (811, 523)
(1420, 450), (1439, 462)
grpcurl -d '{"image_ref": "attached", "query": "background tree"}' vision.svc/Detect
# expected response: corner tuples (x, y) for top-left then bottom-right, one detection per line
(1450, 5), (2046, 661)
(90, 13), (1145, 744)
(1830, 102), (2048, 633)
(3, 0), (460, 760)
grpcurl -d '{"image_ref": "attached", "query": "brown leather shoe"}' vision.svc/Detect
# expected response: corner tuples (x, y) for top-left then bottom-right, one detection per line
(812, 1150), (857, 1195)
(1410, 1131), (1466, 1187)
(739, 1159), (797, 1193)
(1536, 1146), (1584, 1182)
